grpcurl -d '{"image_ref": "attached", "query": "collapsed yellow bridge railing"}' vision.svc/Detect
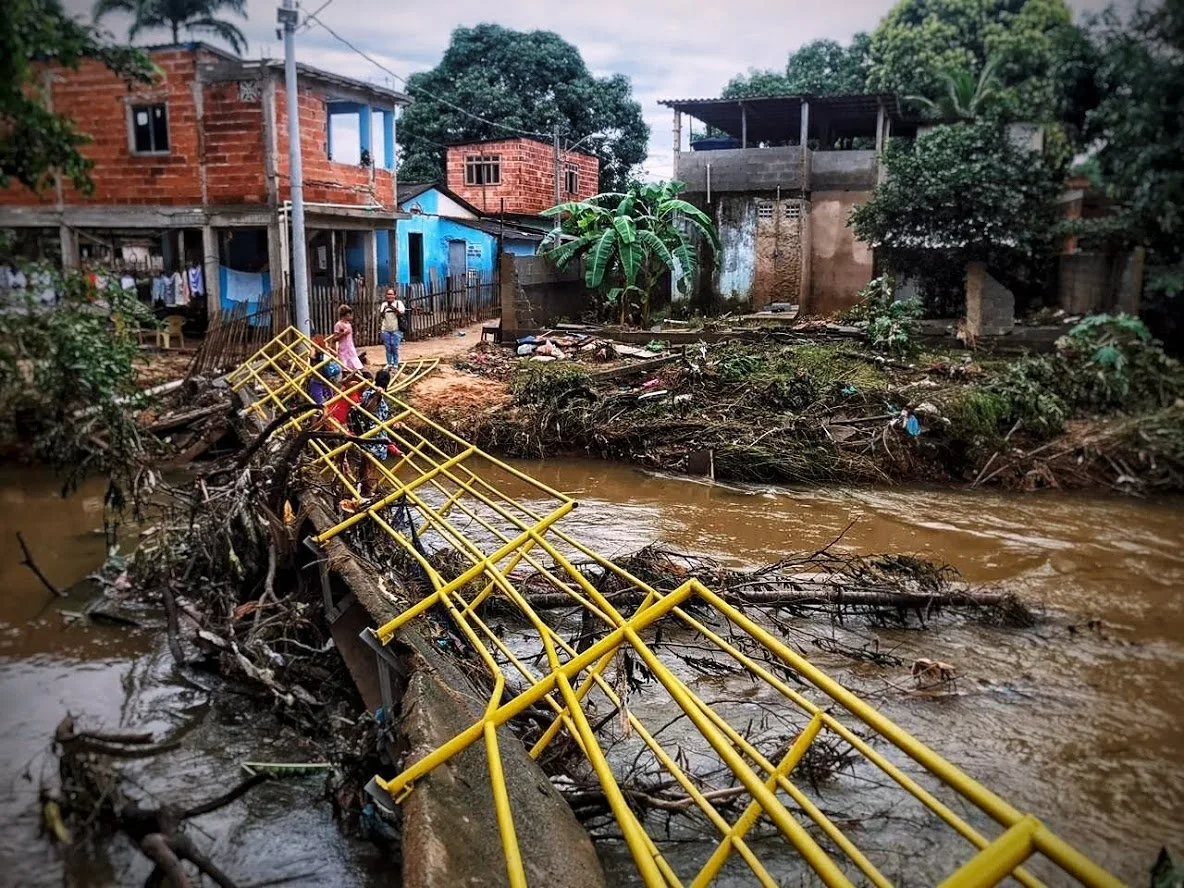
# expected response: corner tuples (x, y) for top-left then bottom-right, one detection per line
(229, 327), (1125, 888)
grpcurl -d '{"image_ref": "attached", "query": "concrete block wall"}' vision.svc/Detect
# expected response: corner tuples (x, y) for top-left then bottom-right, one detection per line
(499, 253), (590, 335)
(446, 138), (598, 215)
(809, 151), (878, 191)
(675, 147), (806, 195)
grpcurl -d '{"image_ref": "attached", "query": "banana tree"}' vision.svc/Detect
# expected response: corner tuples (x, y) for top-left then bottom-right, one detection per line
(540, 181), (720, 326)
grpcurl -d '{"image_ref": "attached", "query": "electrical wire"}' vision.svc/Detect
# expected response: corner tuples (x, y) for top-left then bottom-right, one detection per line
(304, 12), (558, 140)
(299, 0), (335, 31)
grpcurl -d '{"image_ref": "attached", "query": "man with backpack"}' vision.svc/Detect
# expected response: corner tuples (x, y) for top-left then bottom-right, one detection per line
(378, 288), (407, 368)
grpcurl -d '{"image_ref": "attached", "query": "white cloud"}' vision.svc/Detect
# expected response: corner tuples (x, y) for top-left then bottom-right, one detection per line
(70, 0), (1113, 183)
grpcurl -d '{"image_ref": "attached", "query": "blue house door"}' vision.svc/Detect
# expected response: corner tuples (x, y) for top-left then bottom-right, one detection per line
(448, 240), (468, 281)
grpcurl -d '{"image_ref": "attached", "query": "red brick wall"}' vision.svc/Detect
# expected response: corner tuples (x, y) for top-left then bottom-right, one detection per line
(202, 79), (268, 205)
(0, 47), (395, 212)
(0, 49), (207, 207)
(446, 138), (599, 215)
(274, 80), (395, 210)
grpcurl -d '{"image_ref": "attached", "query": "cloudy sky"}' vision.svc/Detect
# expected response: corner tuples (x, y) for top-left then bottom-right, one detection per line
(70, 0), (1112, 180)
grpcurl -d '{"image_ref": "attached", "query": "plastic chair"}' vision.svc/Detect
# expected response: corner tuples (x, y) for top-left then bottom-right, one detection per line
(158, 315), (186, 349)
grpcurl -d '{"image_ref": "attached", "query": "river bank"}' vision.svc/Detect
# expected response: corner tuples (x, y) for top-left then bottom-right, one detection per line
(2, 461), (1182, 884)
(403, 317), (1184, 495)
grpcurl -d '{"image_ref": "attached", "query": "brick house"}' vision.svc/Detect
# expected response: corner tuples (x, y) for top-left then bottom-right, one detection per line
(0, 42), (409, 321)
(445, 137), (599, 216)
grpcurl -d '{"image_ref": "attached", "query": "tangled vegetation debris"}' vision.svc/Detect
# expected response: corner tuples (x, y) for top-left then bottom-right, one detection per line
(444, 314), (1184, 494)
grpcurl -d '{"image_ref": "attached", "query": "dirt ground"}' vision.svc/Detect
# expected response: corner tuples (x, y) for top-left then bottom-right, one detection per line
(133, 349), (195, 390)
(360, 320), (510, 418)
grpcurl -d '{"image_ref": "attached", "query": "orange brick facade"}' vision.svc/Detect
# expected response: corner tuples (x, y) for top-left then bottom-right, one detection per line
(0, 50), (207, 208)
(446, 138), (599, 215)
(0, 47), (396, 212)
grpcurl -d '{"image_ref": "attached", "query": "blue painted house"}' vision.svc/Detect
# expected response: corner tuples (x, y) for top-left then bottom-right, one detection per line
(393, 184), (541, 285)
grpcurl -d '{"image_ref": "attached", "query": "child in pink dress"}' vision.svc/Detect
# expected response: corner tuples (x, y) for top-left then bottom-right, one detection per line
(329, 304), (363, 371)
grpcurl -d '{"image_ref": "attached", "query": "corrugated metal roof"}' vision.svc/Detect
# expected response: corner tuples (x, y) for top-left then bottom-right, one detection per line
(658, 93), (908, 143)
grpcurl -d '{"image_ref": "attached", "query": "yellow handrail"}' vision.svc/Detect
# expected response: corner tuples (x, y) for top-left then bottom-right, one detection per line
(234, 327), (1127, 888)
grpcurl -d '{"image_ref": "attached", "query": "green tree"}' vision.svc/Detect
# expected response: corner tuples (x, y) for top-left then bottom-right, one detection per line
(867, 0), (1077, 121)
(1085, 1), (1184, 264)
(722, 35), (871, 98)
(784, 34), (872, 94)
(721, 68), (792, 99)
(93, 0), (248, 54)
(849, 123), (1063, 312)
(540, 182), (720, 326)
(909, 56), (1003, 120)
(1, 0), (156, 194)
(0, 257), (155, 498)
(397, 25), (648, 193)
(1083, 0), (1184, 345)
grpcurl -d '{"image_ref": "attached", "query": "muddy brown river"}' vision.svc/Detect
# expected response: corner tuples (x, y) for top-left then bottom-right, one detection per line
(1, 460), (1182, 886)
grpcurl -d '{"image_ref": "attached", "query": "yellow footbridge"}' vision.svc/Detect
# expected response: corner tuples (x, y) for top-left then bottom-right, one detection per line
(230, 327), (1124, 888)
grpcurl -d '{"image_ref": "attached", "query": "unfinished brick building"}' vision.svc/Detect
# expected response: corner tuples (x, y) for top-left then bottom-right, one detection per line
(0, 42), (409, 319)
(445, 137), (599, 216)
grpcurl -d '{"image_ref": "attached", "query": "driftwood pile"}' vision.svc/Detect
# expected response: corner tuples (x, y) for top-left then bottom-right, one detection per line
(47, 716), (272, 888)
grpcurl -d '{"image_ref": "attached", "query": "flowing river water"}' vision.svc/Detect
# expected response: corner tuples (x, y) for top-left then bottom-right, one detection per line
(1, 460), (1182, 886)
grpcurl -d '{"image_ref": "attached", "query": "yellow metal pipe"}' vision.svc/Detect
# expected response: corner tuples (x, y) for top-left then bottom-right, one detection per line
(939, 815), (1040, 888)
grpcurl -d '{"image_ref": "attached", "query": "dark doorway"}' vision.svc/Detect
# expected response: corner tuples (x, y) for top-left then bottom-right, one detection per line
(408, 232), (424, 283)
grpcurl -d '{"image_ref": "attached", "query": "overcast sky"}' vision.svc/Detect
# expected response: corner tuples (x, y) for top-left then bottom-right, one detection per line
(70, 0), (1112, 181)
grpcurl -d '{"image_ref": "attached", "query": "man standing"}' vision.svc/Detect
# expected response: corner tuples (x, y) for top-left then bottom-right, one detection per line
(378, 287), (406, 368)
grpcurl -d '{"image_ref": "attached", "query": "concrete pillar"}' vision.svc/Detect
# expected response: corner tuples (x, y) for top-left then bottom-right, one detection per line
(266, 219), (284, 324)
(799, 202), (812, 311)
(202, 224), (220, 327)
(799, 100), (809, 147)
(740, 102), (747, 149)
(363, 229), (377, 291)
(58, 225), (78, 270)
(382, 109), (395, 170)
(1118, 247), (1145, 315)
(875, 101), (885, 154)
(965, 261), (1015, 338)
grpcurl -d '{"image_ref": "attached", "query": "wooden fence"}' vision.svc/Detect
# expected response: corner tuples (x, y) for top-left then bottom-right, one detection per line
(188, 272), (498, 376)
(307, 271), (499, 345)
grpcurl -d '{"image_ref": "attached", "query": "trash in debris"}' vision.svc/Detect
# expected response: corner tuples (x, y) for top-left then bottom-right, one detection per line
(517, 344), (536, 356)
(638, 389), (669, 401)
(905, 414), (922, 436)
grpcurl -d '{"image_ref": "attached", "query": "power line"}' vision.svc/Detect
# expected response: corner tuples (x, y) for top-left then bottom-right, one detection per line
(299, 0), (335, 31)
(304, 13), (557, 140)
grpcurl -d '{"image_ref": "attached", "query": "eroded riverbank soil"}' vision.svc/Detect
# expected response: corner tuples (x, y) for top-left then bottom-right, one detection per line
(407, 330), (1184, 496)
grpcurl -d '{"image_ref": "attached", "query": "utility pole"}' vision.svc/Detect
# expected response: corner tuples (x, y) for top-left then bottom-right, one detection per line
(552, 127), (561, 207)
(278, 0), (310, 335)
